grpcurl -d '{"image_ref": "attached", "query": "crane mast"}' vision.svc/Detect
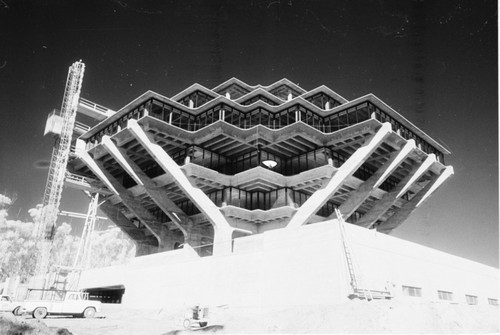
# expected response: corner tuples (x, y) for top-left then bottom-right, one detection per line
(35, 61), (85, 276)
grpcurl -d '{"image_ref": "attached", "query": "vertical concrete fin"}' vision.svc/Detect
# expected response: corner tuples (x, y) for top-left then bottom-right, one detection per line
(287, 123), (392, 229)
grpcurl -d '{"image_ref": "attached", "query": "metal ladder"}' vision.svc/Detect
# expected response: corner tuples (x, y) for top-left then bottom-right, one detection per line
(336, 208), (373, 301)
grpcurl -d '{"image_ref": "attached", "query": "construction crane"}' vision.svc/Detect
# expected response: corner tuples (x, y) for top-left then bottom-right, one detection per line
(35, 61), (85, 277)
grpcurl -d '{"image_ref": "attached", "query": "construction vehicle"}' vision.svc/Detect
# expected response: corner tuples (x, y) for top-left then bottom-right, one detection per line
(183, 305), (209, 329)
(181, 304), (228, 330)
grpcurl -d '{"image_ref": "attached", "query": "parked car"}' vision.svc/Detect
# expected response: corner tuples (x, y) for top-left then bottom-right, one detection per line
(0, 294), (22, 315)
(19, 289), (101, 319)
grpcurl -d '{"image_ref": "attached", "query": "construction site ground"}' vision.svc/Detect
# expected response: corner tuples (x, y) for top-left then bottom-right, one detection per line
(1, 300), (498, 334)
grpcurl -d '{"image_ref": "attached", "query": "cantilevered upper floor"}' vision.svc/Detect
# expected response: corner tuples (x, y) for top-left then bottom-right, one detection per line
(67, 78), (453, 257)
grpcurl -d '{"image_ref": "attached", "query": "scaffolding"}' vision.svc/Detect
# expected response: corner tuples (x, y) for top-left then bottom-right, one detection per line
(35, 61), (85, 276)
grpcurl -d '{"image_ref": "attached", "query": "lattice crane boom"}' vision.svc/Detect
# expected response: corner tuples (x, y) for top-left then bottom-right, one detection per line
(36, 61), (85, 275)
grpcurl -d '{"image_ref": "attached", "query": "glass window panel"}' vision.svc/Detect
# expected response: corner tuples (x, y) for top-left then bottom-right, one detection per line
(438, 290), (453, 301)
(402, 285), (422, 297)
(465, 295), (478, 305)
(488, 298), (498, 306)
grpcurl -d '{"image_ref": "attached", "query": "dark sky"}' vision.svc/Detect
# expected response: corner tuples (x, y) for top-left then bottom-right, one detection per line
(0, 0), (497, 267)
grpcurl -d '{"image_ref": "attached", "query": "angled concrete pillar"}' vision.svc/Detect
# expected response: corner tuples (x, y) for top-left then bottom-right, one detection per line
(75, 139), (118, 195)
(287, 123), (392, 229)
(415, 166), (454, 207)
(127, 119), (240, 256)
(355, 154), (437, 228)
(377, 165), (454, 233)
(333, 140), (416, 219)
(76, 142), (171, 251)
(101, 136), (188, 237)
(93, 160), (173, 250)
(212, 226), (233, 257)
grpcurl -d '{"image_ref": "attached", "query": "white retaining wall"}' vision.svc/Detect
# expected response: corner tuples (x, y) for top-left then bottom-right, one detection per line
(79, 220), (498, 309)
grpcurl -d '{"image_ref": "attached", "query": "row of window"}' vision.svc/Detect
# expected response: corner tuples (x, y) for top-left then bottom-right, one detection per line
(152, 145), (404, 194)
(84, 97), (445, 162)
(149, 186), (348, 221)
(402, 285), (498, 305)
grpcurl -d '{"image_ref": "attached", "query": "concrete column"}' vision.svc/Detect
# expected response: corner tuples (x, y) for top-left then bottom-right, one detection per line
(136, 243), (156, 256)
(355, 154), (437, 228)
(184, 221), (203, 250)
(221, 188), (231, 206)
(212, 226), (233, 257)
(334, 140), (416, 219)
(287, 123), (392, 228)
(377, 165), (454, 233)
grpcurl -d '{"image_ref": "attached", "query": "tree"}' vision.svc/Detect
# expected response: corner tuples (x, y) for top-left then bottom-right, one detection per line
(0, 195), (37, 282)
(0, 194), (135, 282)
(89, 227), (136, 269)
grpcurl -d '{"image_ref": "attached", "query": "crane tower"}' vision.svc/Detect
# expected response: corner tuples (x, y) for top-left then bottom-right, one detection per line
(36, 61), (85, 276)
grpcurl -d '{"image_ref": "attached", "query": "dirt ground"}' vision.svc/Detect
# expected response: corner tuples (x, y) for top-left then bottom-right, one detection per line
(1, 300), (498, 335)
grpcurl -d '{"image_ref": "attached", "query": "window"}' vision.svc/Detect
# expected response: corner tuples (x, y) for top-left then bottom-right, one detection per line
(67, 293), (78, 300)
(402, 285), (422, 297)
(488, 298), (498, 306)
(465, 295), (478, 305)
(438, 290), (453, 301)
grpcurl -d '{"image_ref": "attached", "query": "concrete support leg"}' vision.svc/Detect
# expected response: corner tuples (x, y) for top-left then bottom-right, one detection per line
(377, 165), (454, 233)
(287, 123), (392, 229)
(333, 140), (416, 219)
(355, 154), (437, 228)
(415, 166), (454, 207)
(76, 142), (170, 251)
(127, 119), (241, 256)
(101, 136), (188, 237)
(212, 227), (234, 257)
(75, 139), (118, 195)
(184, 222), (203, 249)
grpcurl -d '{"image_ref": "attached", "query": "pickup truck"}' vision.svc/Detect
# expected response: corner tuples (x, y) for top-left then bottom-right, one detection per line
(19, 289), (101, 319)
(0, 294), (22, 315)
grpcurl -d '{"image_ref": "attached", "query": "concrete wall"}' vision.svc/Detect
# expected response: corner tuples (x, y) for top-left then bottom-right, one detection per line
(79, 220), (498, 309)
